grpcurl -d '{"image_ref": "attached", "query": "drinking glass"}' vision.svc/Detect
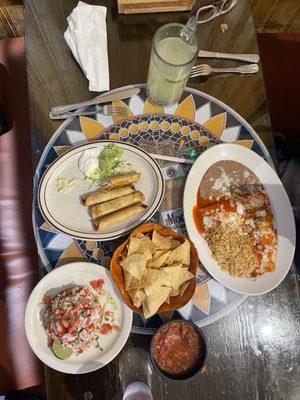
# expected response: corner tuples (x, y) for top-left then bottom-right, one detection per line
(119, 348), (153, 399)
(146, 23), (199, 107)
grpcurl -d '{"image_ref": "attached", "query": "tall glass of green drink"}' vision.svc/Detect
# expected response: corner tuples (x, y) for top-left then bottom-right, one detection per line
(146, 23), (199, 107)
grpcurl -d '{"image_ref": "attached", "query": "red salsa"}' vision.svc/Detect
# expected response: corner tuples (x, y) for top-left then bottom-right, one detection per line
(152, 322), (201, 375)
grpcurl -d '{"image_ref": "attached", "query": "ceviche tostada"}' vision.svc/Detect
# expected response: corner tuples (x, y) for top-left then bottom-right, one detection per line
(43, 279), (120, 359)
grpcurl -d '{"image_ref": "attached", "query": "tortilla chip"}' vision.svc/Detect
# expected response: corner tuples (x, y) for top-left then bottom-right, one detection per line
(166, 239), (190, 265)
(141, 300), (150, 319)
(143, 286), (171, 318)
(136, 232), (147, 238)
(170, 287), (180, 296)
(169, 281), (190, 297)
(163, 266), (194, 291)
(127, 269), (163, 290)
(147, 269), (166, 286)
(121, 251), (128, 261)
(124, 270), (133, 290)
(129, 288), (145, 308)
(179, 281), (190, 296)
(163, 261), (183, 269)
(182, 264), (190, 269)
(147, 249), (171, 269)
(152, 230), (181, 250)
(128, 273), (150, 290)
(120, 253), (147, 280)
(127, 237), (155, 260)
(122, 230), (193, 316)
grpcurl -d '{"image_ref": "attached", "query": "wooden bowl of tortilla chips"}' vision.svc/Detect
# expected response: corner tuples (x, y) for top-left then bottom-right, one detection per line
(110, 223), (198, 318)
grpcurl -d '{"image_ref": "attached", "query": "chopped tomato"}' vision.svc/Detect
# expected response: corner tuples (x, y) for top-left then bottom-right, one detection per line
(56, 324), (67, 336)
(114, 326), (121, 332)
(44, 296), (52, 304)
(81, 301), (90, 308)
(73, 318), (81, 327)
(68, 318), (80, 334)
(100, 323), (113, 335)
(62, 320), (69, 329)
(91, 279), (104, 290)
(63, 311), (70, 319)
(72, 306), (79, 314)
(43, 281), (119, 357)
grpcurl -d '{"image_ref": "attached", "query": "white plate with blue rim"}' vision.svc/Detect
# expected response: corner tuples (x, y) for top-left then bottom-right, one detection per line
(38, 140), (165, 241)
(184, 143), (296, 295)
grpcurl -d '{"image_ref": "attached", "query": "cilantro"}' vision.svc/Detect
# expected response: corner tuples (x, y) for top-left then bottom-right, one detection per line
(95, 337), (103, 351)
(107, 294), (118, 310)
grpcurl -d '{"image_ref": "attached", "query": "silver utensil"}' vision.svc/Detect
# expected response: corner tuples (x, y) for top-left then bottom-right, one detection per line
(150, 153), (194, 165)
(49, 105), (130, 120)
(198, 50), (259, 64)
(190, 63), (259, 78)
(51, 87), (140, 116)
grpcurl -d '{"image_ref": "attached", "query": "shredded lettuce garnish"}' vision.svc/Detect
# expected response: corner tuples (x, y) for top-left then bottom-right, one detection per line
(56, 178), (81, 193)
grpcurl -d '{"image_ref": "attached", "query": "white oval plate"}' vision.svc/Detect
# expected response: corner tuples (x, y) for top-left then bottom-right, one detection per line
(25, 262), (132, 374)
(184, 144), (296, 295)
(38, 140), (165, 241)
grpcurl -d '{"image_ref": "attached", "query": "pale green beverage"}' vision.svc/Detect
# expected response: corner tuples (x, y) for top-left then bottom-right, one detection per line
(146, 24), (198, 107)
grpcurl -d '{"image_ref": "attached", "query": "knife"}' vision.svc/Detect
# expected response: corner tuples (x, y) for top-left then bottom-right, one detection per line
(198, 50), (259, 64)
(51, 87), (140, 116)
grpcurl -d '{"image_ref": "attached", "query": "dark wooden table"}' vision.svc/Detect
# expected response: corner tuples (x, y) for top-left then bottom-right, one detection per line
(24, 1), (300, 399)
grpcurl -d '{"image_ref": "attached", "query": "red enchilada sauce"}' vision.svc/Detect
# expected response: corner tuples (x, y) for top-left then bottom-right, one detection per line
(153, 322), (201, 375)
(193, 193), (235, 234)
(192, 161), (277, 277)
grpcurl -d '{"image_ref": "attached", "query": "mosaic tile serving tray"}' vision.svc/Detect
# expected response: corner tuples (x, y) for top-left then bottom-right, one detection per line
(33, 84), (273, 334)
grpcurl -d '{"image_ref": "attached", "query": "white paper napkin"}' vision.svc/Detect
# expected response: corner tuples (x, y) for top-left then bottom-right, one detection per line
(64, 1), (110, 92)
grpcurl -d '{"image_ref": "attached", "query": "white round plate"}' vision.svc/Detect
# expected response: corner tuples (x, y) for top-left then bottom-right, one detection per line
(184, 144), (296, 295)
(38, 140), (164, 241)
(25, 262), (132, 374)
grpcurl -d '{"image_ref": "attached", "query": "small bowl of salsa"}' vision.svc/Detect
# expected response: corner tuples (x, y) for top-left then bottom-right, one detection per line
(150, 319), (207, 381)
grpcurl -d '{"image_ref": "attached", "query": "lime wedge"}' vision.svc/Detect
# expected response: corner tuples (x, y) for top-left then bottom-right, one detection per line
(52, 340), (73, 360)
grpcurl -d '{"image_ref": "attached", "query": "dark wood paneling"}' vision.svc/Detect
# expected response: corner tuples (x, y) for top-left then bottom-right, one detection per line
(258, 33), (300, 136)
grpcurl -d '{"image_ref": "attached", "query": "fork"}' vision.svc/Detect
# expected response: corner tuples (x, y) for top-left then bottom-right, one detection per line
(189, 63), (259, 78)
(49, 105), (131, 120)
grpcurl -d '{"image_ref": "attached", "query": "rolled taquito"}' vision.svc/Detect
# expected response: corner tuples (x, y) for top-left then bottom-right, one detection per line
(92, 191), (145, 219)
